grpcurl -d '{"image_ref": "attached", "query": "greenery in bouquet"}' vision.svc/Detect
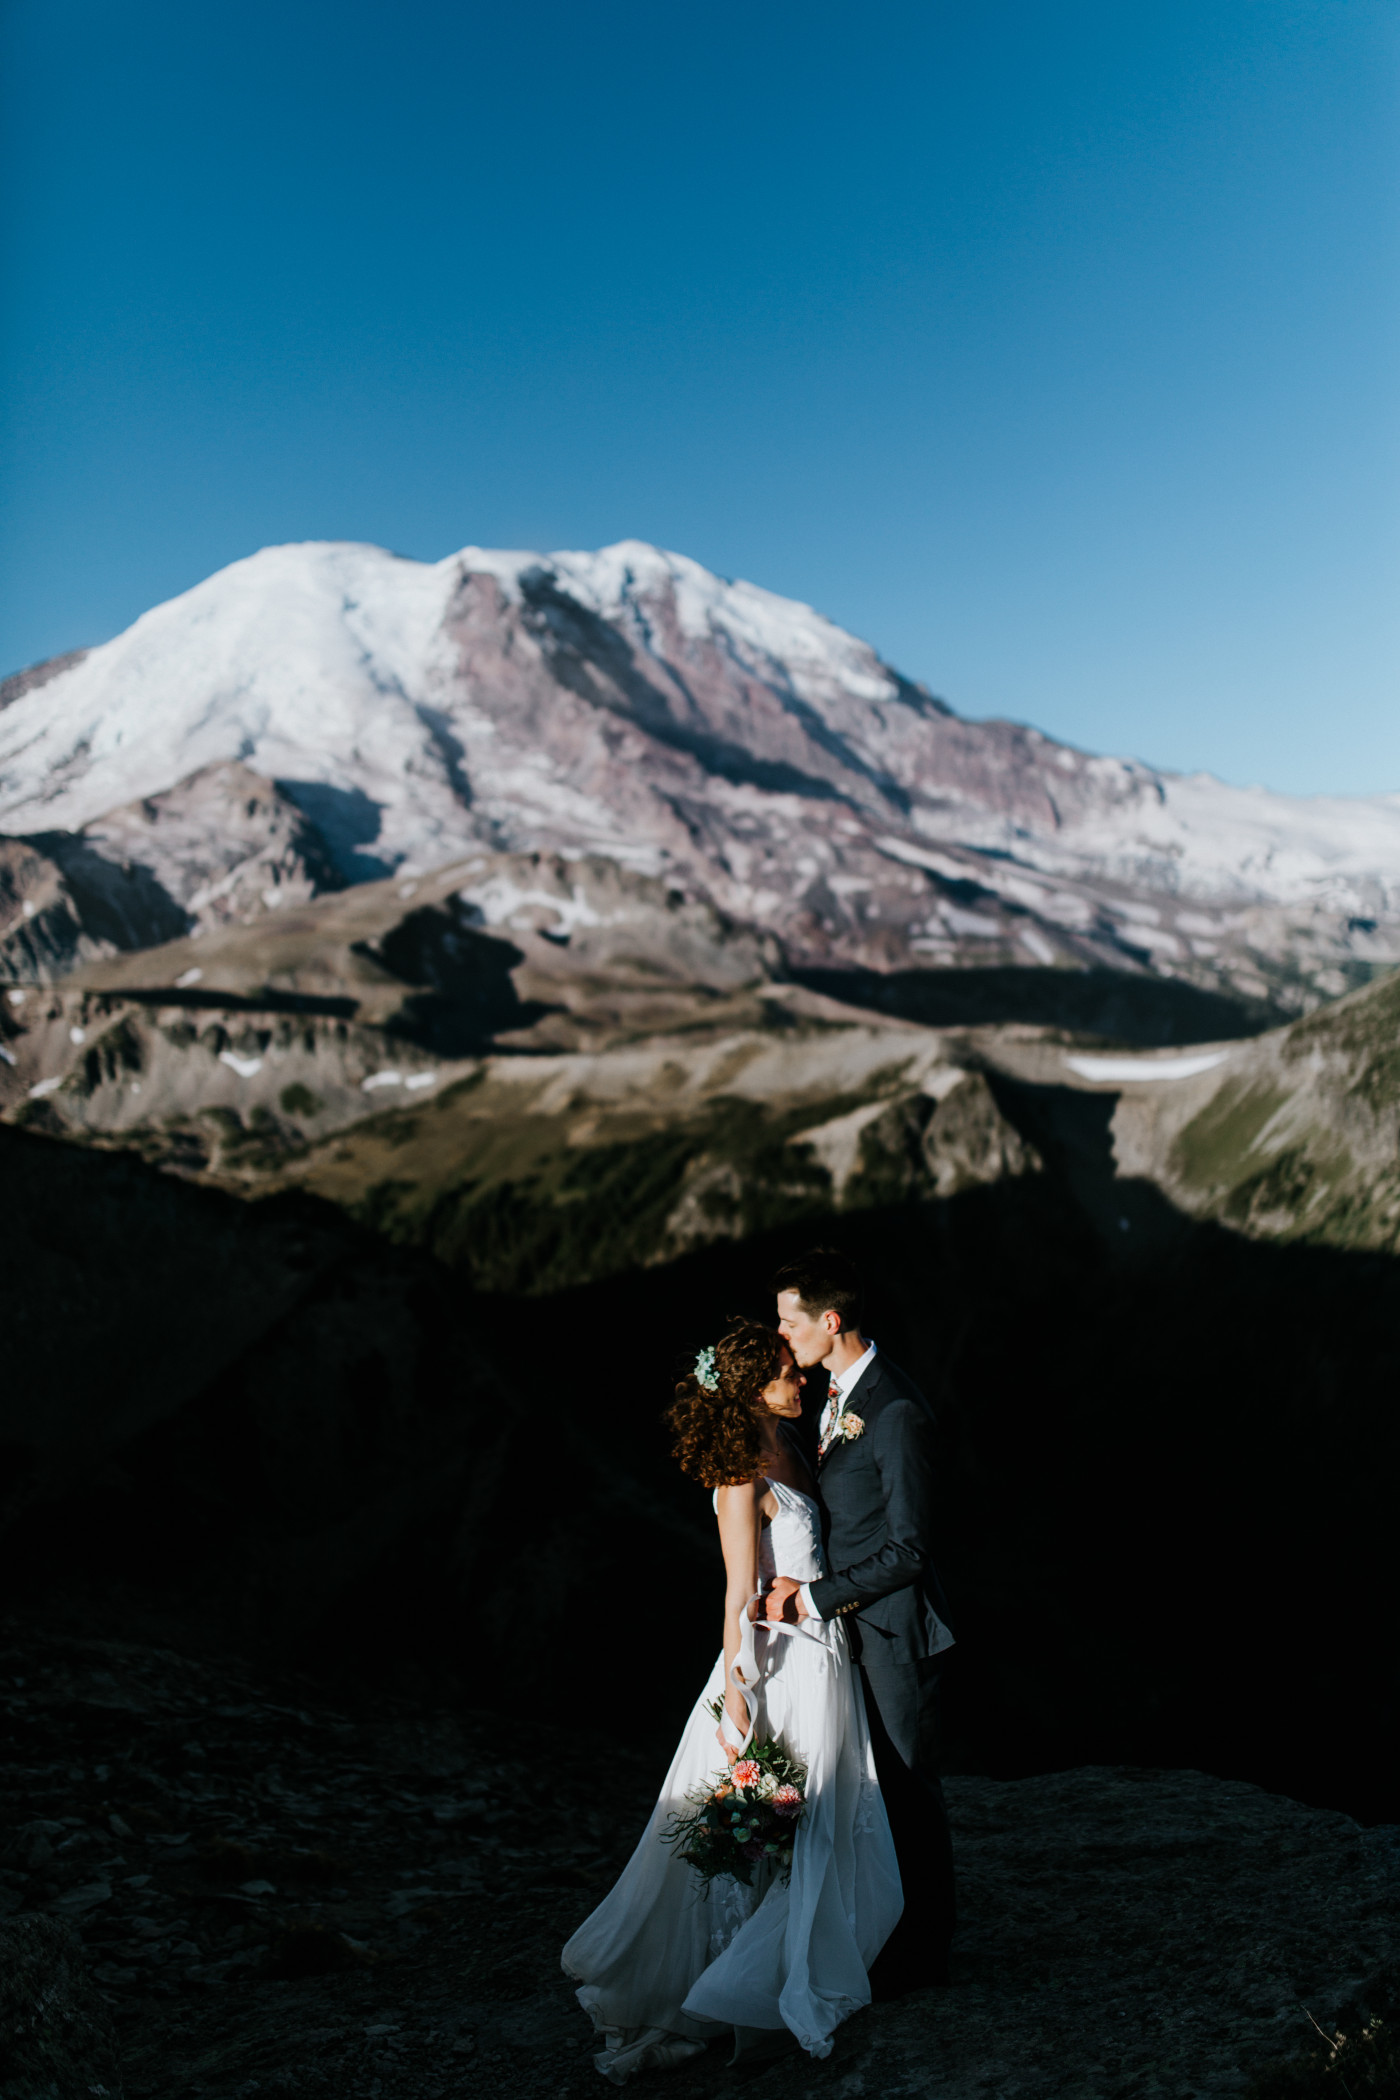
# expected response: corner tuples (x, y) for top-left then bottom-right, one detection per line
(661, 1703), (808, 1888)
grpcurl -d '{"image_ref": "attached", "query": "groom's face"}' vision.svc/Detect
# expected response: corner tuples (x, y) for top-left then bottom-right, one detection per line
(776, 1289), (837, 1369)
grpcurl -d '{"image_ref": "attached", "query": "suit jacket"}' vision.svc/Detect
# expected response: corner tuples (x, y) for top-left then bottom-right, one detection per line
(807, 1350), (954, 1671)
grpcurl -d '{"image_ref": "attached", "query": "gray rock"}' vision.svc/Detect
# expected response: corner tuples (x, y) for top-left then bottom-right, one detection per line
(4, 1826), (57, 1874)
(0, 1912), (122, 2099)
(767, 1767), (1400, 2100)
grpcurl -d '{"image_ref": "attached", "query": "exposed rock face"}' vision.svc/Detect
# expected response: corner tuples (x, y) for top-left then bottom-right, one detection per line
(80, 763), (345, 930)
(2, 539), (1398, 1012)
(0, 1913), (123, 2098)
(0, 857), (1041, 1282)
(0, 835), (190, 985)
(11, 851), (1400, 1282)
(0, 851), (800, 1185)
(0, 765), (348, 986)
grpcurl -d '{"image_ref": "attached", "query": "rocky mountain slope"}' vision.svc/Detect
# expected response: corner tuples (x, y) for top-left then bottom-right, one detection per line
(0, 763), (340, 984)
(974, 966), (1400, 1259)
(0, 849), (1038, 1286)
(9, 834), (1400, 1281)
(3, 538), (1399, 1014)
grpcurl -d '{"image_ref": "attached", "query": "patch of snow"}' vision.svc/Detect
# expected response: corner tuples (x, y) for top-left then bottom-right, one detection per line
(1114, 923), (1183, 959)
(997, 875), (1051, 910)
(28, 1076), (63, 1098)
(1036, 891), (1093, 929)
(919, 1066), (968, 1102)
(874, 837), (970, 883)
(6, 988), (25, 1005)
(0, 1043), (13, 1064)
(404, 1071), (437, 1090)
(69, 1026), (85, 1044)
(175, 966), (203, 987)
(1019, 928), (1058, 964)
(458, 876), (610, 935)
(1064, 1051), (1232, 1083)
(943, 908), (1002, 939)
(218, 1051), (263, 1077)
(362, 1070), (402, 1090)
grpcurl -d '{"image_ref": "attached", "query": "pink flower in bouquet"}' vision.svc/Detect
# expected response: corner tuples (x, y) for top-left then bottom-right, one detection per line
(731, 1759), (761, 1789)
(772, 1784), (804, 1817)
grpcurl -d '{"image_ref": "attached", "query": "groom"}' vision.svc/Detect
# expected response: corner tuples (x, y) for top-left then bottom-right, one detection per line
(764, 1247), (956, 1996)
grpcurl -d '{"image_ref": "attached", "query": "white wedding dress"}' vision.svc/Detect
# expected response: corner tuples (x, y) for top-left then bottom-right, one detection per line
(562, 1477), (903, 2082)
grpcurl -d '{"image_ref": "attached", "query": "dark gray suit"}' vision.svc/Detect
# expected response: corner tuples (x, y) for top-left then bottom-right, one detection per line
(807, 1349), (955, 1987)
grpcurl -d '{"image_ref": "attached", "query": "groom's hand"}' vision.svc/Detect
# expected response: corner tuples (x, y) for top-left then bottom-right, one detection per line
(764, 1577), (808, 1623)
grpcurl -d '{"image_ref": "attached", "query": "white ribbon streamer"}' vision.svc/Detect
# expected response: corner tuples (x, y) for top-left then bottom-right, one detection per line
(719, 1589), (831, 1757)
(719, 1591), (763, 1756)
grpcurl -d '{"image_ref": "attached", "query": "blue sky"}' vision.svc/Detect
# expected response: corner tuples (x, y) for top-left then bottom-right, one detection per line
(2, 0), (1396, 796)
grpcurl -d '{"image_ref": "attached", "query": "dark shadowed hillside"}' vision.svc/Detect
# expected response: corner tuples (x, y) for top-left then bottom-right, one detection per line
(4, 1097), (1398, 1827)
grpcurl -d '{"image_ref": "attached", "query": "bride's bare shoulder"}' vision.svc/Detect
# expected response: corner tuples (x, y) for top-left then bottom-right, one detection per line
(715, 1474), (780, 1526)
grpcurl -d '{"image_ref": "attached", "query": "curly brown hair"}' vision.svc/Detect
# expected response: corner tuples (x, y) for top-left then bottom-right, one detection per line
(665, 1318), (787, 1490)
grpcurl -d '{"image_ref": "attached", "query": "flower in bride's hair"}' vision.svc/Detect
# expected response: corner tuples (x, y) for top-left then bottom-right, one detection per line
(772, 1784), (804, 1818)
(731, 1759), (761, 1789)
(693, 1344), (719, 1392)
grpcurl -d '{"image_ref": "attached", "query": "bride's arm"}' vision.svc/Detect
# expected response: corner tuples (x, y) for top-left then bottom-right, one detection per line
(714, 1480), (763, 1748)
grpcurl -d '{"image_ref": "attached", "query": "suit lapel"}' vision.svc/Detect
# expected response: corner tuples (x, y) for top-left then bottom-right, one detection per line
(818, 1354), (885, 1468)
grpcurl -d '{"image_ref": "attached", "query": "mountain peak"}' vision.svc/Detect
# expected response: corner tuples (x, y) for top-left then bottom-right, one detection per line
(1, 537), (1399, 1015)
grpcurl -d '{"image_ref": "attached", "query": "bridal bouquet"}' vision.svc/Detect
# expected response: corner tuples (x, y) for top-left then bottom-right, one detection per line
(661, 1706), (807, 1887)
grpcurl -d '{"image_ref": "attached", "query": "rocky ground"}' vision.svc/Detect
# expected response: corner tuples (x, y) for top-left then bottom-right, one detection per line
(2, 1619), (1398, 2100)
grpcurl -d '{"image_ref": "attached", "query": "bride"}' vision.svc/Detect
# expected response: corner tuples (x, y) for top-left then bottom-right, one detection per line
(562, 1318), (903, 2083)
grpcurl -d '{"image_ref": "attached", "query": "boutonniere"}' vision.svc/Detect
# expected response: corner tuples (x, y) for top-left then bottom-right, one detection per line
(821, 1410), (865, 1456)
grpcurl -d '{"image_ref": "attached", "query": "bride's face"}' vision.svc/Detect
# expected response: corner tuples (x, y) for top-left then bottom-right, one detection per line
(759, 1347), (806, 1420)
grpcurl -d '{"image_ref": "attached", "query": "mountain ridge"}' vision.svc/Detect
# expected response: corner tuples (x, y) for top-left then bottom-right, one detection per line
(3, 537), (1398, 1016)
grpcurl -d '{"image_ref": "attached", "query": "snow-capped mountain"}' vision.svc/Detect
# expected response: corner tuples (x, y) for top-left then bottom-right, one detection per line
(3, 537), (1398, 1009)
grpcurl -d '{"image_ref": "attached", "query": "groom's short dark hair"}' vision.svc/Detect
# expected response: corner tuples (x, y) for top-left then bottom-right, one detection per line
(770, 1247), (864, 1332)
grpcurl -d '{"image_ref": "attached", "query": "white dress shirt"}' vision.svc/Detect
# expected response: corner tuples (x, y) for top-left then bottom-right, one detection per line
(798, 1341), (877, 1619)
